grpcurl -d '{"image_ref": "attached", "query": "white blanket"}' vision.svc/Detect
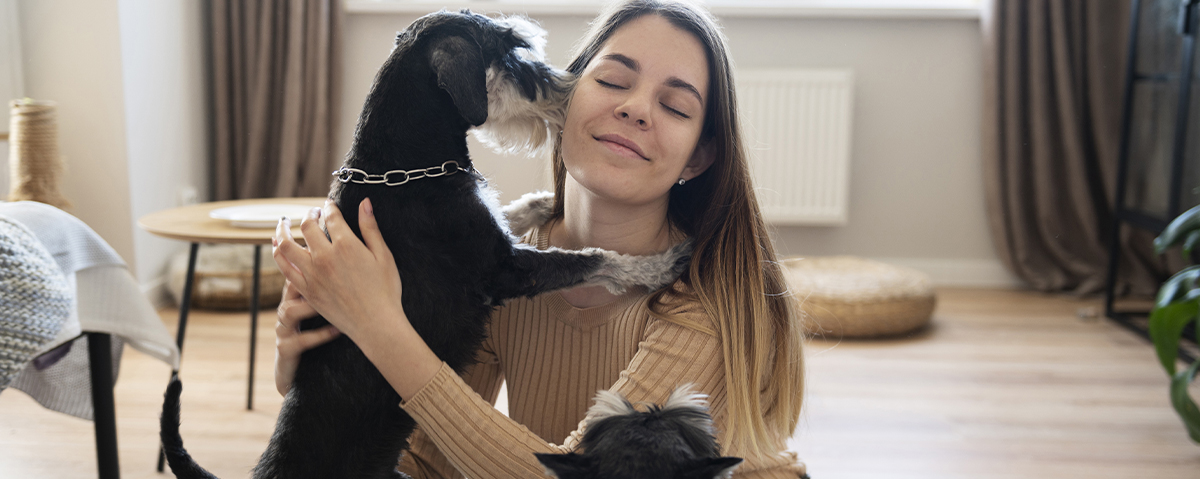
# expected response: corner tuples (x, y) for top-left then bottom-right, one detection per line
(0, 201), (179, 419)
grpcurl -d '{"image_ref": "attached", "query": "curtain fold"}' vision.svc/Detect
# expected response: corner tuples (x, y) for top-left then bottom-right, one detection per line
(982, 0), (1167, 296)
(209, 0), (343, 200)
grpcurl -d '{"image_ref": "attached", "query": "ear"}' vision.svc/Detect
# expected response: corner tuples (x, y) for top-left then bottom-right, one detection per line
(679, 456), (743, 479)
(534, 453), (591, 479)
(428, 35), (490, 126)
(681, 138), (717, 182)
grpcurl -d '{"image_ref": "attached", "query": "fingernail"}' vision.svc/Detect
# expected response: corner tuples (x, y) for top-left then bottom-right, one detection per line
(363, 198), (373, 216)
(272, 237), (279, 247)
(311, 207), (322, 218)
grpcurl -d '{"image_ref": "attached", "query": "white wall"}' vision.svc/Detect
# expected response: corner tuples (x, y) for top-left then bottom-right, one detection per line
(6, 0), (207, 300)
(17, 0), (137, 271)
(721, 17), (1011, 286)
(118, 0), (209, 294)
(0, 0), (22, 198)
(340, 11), (1017, 287)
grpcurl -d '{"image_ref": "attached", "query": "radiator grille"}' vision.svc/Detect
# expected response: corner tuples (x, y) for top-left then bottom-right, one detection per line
(738, 70), (854, 225)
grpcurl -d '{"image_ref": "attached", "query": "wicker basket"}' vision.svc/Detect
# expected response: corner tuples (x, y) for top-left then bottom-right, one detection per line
(167, 244), (284, 311)
(782, 256), (936, 338)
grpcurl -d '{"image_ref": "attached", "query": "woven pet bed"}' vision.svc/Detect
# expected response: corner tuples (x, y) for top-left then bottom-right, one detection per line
(782, 256), (935, 338)
(168, 244), (284, 311)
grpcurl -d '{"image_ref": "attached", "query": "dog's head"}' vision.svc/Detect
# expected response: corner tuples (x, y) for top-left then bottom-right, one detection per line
(472, 15), (576, 157)
(534, 386), (744, 479)
(381, 10), (573, 158)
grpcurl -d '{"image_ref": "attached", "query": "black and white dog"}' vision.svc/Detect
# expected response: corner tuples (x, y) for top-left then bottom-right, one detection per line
(160, 10), (689, 479)
(535, 387), (744, 479)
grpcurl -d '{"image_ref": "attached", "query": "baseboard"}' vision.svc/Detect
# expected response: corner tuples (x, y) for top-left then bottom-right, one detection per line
(140, 275), (174, 310)
(867, 257), (1026, 289)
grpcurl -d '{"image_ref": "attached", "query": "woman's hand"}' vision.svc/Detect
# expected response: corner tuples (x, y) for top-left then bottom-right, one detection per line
(273, 279), (340, 396)
(271, 197), (442, 399)
(272, 198), (405, 341)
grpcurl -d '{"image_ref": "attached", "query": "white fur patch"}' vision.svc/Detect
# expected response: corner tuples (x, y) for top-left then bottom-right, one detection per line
(586, 389), (638, 423)
(472, 15), (574, 158)
(494, 15), (548, 62)
(661, 384), (709, 414)
(577, 240), (693, 295)
(501, 191), (555, 237)
(476, 182), (511, 237)
(472, 66), (573, 157)
(586, 385), (711, 425)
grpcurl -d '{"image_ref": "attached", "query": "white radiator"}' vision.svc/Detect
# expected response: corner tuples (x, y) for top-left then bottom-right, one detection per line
(737, 69), (854, 225)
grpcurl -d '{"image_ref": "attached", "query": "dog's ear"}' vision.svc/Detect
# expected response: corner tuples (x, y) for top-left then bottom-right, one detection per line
(533, 453), (590, 479)
(678, 456), (743, 479)
(428, 35), (489, 126)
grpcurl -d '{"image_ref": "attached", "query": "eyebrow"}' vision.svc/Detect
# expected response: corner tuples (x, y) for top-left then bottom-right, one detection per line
(600, 53), (705, 106)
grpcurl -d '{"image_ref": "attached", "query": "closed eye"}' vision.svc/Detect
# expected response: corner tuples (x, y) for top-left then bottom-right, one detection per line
(596, 79), (626, 90)
(662, 104), (690, 119)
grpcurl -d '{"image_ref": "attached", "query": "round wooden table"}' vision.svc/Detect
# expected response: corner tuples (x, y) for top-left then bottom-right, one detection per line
(140, 197), (325, 471)
(138, 197), (324, 245)
(138, 198), (324, 405)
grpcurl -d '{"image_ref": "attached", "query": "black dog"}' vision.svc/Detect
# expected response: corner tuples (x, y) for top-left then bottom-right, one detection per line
(160, 11), (689, 479)
(534, 387), (744, 479)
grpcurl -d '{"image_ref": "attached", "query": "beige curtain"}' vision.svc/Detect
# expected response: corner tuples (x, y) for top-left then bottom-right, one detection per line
(982, 0), (1167, 296)
(209, 0), (343, 200)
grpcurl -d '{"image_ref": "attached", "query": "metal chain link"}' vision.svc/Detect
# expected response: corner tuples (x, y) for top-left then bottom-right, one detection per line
(332, 161), (477, 187)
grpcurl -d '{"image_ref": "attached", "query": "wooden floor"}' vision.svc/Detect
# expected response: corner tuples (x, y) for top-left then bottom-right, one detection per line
(2, 288), (1198, 478)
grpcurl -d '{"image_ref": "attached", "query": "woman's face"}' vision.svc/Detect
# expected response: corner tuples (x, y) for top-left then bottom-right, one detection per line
(561, 14), (713, 208)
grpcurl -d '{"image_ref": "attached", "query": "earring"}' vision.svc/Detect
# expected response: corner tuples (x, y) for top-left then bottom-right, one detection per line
(677, 178), (686, 186)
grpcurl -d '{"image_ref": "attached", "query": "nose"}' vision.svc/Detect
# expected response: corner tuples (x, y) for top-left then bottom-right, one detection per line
(615, 96), (652, 129)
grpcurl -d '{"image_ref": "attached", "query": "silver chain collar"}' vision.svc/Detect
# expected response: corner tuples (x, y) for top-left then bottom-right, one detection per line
(331, 160), (479, 187)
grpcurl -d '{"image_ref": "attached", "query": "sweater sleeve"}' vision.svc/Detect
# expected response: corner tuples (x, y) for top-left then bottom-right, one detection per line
(398, 310), (728, 479)
(397, 337), (507, 479)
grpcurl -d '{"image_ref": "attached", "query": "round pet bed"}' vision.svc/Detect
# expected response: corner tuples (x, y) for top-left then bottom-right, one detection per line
(781, 256), (936, 338)
(168, 244), (284, 311)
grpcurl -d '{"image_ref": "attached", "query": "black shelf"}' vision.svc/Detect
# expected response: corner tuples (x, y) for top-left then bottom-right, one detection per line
(1104, 0), (1200, 366)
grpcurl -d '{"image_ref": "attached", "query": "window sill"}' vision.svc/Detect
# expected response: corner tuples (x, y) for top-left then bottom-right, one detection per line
(344, 1), (982, 20)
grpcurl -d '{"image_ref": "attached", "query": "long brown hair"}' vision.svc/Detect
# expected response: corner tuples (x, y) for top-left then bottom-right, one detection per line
(549, 0), (805, 455)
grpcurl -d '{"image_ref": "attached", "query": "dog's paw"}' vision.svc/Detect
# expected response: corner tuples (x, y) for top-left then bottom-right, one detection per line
(584, 240), (693, 294)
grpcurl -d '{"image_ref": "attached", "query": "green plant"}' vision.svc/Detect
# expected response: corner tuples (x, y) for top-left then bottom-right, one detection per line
(1150, 204), (1200, 443)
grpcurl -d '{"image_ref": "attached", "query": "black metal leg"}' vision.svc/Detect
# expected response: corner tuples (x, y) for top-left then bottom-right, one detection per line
(1105, 0), (1142, 321)
(158, 242), (199, 472)
(247, 245), (262, 411)
(88, 332), (120, 479)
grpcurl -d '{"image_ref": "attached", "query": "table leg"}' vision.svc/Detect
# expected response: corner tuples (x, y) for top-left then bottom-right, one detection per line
(157, 242), (199, 473)
(88, 332), (120, 479)
(247, 245), (262, 411)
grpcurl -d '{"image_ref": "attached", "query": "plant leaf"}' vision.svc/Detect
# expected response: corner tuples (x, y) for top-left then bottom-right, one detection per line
(1155, 266), (1200, 309)
(1156, 205), (1200, 255)
(1169, 360), (1200, 443)
(1184, 230), (1200, 261)
(1149, 300), (1199, 375)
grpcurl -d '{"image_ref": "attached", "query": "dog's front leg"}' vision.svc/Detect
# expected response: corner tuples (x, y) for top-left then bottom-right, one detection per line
(494, 242), (692, 300)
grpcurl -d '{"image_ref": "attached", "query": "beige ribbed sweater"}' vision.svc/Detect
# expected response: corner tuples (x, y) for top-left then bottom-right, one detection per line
(396, 225), (805, 479)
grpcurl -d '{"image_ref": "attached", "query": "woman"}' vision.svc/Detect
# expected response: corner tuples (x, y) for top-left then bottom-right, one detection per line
(272, 1), (806, 477)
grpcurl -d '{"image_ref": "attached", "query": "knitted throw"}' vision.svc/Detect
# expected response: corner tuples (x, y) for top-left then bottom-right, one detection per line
(0, 217), (71, 390)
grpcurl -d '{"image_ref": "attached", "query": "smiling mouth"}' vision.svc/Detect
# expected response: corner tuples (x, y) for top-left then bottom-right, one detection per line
(594, 136), (649, 161)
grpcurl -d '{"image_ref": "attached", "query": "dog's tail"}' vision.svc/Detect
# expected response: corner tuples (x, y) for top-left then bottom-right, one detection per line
(160, 375), (221, 479)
